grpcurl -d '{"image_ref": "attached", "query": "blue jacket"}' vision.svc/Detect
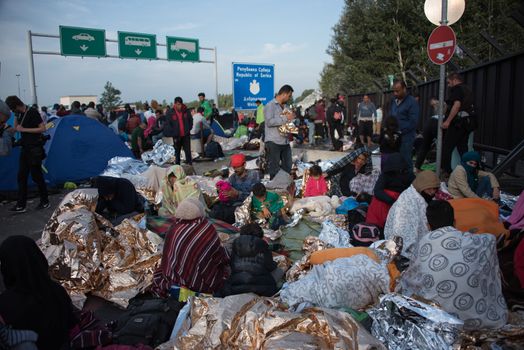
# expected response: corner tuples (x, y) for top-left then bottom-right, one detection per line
(389, 95), (419, 135)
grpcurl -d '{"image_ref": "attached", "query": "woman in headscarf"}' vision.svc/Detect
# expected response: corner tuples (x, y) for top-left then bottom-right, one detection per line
(151, 198), (230, 298)
(94, 176), (144, 224)
(448, 151), (500, 200)
(159, 165), (203, 217)
(0, 236), (76, 350)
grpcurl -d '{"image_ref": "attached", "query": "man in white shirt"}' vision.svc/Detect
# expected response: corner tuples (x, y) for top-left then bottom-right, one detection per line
(190, 107), (213, 144)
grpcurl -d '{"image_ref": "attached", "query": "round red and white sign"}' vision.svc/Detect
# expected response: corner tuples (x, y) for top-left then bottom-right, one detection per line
(427, 25), (456, 65)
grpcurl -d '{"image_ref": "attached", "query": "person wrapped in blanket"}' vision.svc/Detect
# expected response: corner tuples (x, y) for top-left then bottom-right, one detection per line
(399, 200), (507, 330)
(159, 165), (203, 218)
(151, 198), (230, 299)
(324, 146), (371, 197)
(93, 176), (144, 225)
(219, 223), (284, 297)
(251, 183), (290, 230)
(0, 236), (76, 350)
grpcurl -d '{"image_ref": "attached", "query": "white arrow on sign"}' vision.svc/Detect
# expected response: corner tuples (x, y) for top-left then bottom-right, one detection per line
(180, 52), (187, 58)
(135, 49), (142, 55)
(80, 45), (88, 52)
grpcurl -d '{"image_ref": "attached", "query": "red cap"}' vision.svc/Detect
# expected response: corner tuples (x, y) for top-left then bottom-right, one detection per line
(230, 154), (246, 167)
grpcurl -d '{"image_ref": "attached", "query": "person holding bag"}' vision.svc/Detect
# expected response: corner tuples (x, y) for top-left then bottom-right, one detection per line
(5, 96), (49, 213)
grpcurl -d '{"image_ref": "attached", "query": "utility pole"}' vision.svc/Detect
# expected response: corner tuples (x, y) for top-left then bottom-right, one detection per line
(16, 74), (21, 96)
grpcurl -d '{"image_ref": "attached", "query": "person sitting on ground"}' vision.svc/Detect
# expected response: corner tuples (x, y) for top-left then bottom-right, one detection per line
(448, 151), (500, 200)
(379, 117), (402, 169)
(304, 164), (328, 197)
(325, 146), (370, 197)
(84, 101), (102, 121)
(93, 176), (144, 225)
(130, 121), (152, 159)
(126, 112), (141, 135)
(190, 106), (213, 145)
(159, 165), (202, 218)
(69, 100), (84, 116)
(384, 170), (440, 261)
(210, 154), (260, 224)
(151, 197), (230, 298)
(400, 200), (508, 329)
(252, 183), (289, 230)
(220, 223), (282, 297)
(366, 153), (415, 229)
(0, 236), (76, 350)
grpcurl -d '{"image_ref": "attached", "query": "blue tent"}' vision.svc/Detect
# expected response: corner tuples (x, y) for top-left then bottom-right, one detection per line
(0, 115), (133, 191)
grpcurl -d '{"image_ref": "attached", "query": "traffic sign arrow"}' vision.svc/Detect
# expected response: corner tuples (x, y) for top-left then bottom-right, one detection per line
(135, 49), (142, 55)
(180, 52), (187, 58)
(80, 45), (88, 52)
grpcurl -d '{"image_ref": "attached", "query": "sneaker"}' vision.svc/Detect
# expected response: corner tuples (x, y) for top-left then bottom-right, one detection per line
(9, 205), (26, 213)
(36, 201), (50, 210)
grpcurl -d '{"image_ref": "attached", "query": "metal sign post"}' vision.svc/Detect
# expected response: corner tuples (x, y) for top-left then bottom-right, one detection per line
(26, 27), (219, 107)
(436, 0), (448, 178)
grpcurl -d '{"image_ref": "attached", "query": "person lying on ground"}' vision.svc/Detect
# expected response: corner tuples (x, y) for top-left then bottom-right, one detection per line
(219, 223), (282, 297)
(384, 170), (440, 261)
(366, 153), (415, 229)
(447, 151), (500, 201)
(252, 183), (289, 230)
(93, 176), (144, 225)
(0, 236), (77, 350)
(159, 165), (202, 218)
(304, 164), (328, 197)
(324, 146), (370, 197)
(151, 198), (230, 298)
(399, 200), (508, 330)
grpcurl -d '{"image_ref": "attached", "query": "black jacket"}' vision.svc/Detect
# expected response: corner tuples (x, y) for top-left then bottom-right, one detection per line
(223, 235), (278, 297)
(373, 153), (414, 205)
(163, 107), (193, 138)
(327, 163), (367, 197)
(95, 176), (144, 216)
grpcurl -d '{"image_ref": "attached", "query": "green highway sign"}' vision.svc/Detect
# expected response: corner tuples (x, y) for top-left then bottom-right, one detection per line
(166, 36), (199, 62)
(60, 26), (106, 57)
(118, 31), (157, 60)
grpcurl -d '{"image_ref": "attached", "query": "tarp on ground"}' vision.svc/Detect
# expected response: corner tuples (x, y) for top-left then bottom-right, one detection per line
(210, 119), (230, 138)
(0, 115), (133, 191)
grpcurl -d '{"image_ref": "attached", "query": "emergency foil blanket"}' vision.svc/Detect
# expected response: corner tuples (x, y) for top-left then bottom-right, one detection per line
(141, 139), (176, 165)
(39, 189), (163, 309)
(159, 294), (383, 350)
(368, 293), (463, 350)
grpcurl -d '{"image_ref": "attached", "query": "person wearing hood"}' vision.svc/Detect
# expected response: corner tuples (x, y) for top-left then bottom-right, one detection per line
(159, 165), (202, 217)
(151, 198), (230, 298)
(448, 151), (500, 200)
(94, 176), (144, 224)
(164, 96), (193, 165)
(0, 236), (76, 350)
(366, 153), (415, 228)
(384, 170), (440, 261)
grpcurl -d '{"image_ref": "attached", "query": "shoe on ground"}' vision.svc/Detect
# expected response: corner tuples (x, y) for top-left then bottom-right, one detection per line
(9, 205), (26, 213)
(36, 201), (50, 210)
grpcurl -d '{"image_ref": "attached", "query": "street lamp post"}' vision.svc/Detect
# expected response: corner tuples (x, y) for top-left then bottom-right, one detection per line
(16, 74), (21, 97)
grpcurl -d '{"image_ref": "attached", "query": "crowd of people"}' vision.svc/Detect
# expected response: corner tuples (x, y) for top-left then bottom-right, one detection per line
(0, 78), (522, 348)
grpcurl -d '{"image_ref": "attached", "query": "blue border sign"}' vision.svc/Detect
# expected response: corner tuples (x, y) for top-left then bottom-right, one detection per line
(232, 63), (274, 110)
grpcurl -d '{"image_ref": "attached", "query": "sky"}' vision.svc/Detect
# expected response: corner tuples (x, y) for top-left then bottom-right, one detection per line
(0, 0), (345, 107)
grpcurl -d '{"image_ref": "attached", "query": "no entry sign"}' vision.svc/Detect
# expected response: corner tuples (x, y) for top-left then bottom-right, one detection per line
(427, 25), (456, 65)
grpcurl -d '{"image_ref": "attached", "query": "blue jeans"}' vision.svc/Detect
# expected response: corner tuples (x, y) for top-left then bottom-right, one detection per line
(307, 120), (315, 143)
(400, 132), (415, 173)
(476, 176), (493, 198)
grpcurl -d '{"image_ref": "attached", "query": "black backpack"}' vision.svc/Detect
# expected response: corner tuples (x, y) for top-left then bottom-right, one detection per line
(347, 204), (368, 232)
(205, 140), (224, 159)
(112, 298), (182, 347)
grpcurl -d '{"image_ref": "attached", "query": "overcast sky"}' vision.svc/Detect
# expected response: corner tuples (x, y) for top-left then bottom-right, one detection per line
(0, 0), (344, 106)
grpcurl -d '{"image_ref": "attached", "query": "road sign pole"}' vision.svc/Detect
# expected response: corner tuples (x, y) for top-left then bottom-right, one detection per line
(435, 0), (448, 178)
(27, 30), (38, 105)
(214, 47), (219, 108)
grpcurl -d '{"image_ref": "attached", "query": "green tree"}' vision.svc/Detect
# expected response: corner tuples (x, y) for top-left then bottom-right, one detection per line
(218, 94), (233, 109)
(99, 81), (123, 111)
(295, 89), (315, 103)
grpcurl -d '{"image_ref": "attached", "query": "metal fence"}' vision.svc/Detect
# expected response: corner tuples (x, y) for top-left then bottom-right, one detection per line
(344, 50), (524, 175)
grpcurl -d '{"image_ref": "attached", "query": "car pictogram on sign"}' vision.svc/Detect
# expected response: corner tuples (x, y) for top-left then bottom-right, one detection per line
(72, 33), (95, 41)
